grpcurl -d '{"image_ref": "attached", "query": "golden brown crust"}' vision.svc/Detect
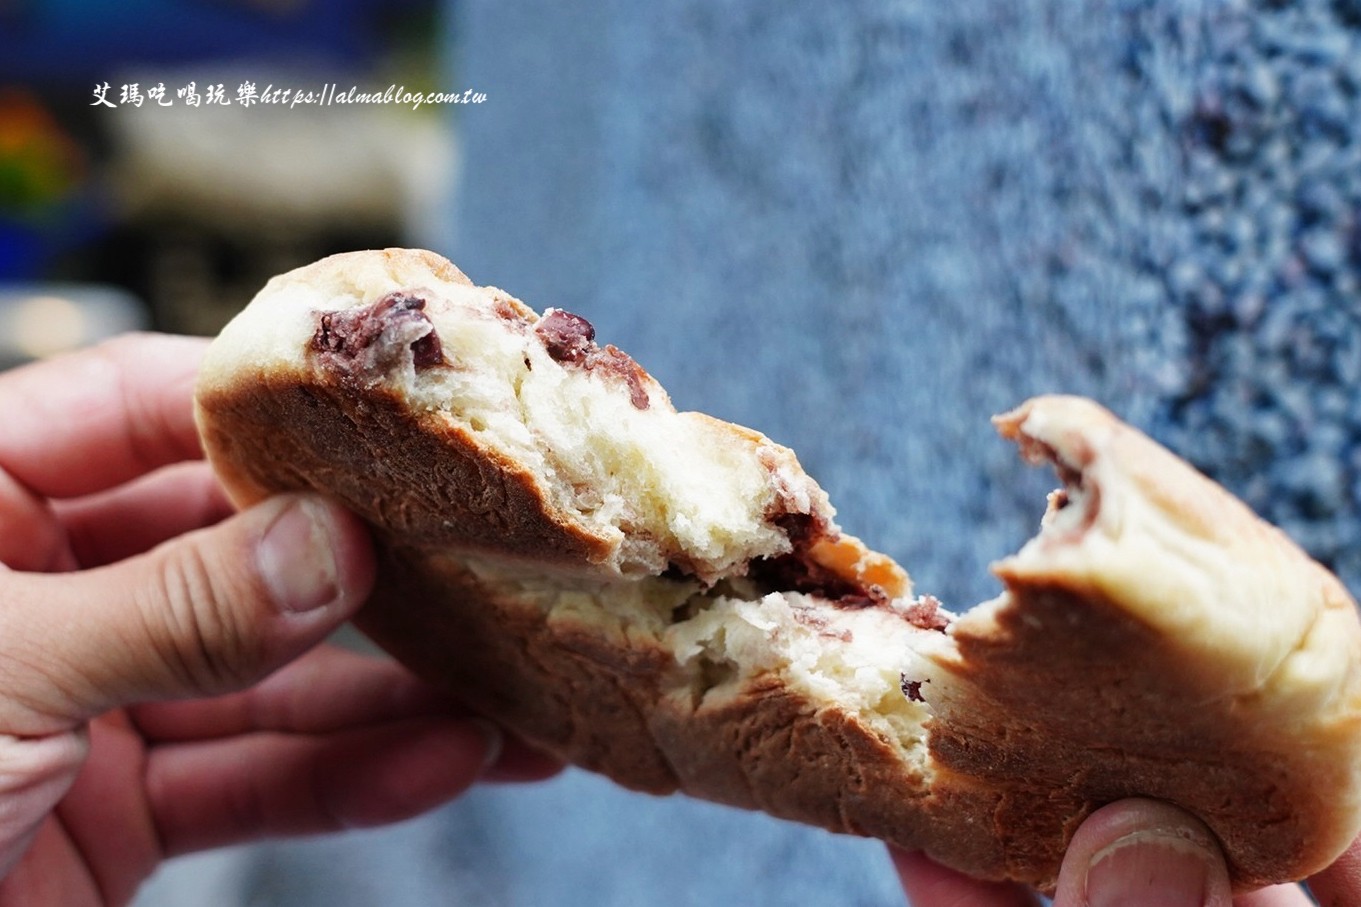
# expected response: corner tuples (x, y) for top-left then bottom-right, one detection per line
(356, 546), (682, 792)
(197, 375), (617, 568)
(354, 540), (1014, 883)
(933, 584), (1306, 889)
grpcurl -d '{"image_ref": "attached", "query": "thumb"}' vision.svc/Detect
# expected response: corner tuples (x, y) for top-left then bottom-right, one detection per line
(0, 494), (375, 733)
(1052, 799), (1232, 907)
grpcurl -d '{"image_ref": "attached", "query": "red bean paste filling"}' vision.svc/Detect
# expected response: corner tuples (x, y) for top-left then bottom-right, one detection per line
(312, 291), (444, 371)
(900, 676), (930, 702)
(535, 309), (651, 410)
(739, 514), (948, 632)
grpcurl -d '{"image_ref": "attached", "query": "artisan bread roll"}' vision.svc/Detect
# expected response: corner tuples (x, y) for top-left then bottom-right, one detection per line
(194, 248), (1361, 892)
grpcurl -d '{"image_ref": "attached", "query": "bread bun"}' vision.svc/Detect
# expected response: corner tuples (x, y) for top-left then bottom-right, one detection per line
(195, 248), (1361, 891)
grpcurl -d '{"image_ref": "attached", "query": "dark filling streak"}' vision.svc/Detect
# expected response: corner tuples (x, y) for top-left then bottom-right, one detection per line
(410, 330), (444, 368)
(772, 511), (821, 546)
(900, 675), (929, 702)
(746, 550), (888, 610)
(1055, 462), (1083, 491)
(535, 309), (651, 410)
(745, 513), (842, 600)
(490, 296), (525, 324)
(743, 511), (948, 632)
(662, 486), (949, 633)
(1027, 437), (1085, 493)
(312, 291), (444, 372)
(791, 607), (853, 643)
(1024, 439), (1102, 537)
(597, 345), (652, 410)
(1017, 435), (1099, 530)
(746, 513), (951, 632)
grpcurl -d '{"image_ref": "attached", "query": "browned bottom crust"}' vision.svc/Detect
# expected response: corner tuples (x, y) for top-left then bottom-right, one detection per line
(352, 543), (1325, 891)
(354, 541), (1016, 884)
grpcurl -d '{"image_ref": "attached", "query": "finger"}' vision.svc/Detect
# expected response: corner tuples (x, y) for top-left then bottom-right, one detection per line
(0, 494), (374, 735)
(1233, 884), (1315, 906)
(53, 713), (161, 906)
(890, 848), (1041, 907)
(146, 718), (498, 856)
(131, 646), (564, 781)
(0, 334), (207, 499)
(52, 462), (233, 568)
(129, 646), (459, 741)
(1052, 799), (1233, 907)
(1307, 834), (1361, 907)
(0, 815), (101, 906)
(0, 467), (72, 572)
(481, 734), (566, 783)
(0, 731), (89, 882)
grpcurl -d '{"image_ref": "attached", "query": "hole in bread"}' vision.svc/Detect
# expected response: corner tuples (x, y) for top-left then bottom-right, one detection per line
(691, 646), (740, 703)
(745, 551), (889, 609)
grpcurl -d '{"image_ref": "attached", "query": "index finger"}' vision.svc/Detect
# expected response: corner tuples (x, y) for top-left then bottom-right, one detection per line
(890, 849), (1041, 907)
(1306, 836), (1361, 907)
(0, 333), (209, 498)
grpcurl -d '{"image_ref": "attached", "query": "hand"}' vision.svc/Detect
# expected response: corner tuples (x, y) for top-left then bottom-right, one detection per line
(892, 798), (1361, 906)
(0, 334), (560, 906)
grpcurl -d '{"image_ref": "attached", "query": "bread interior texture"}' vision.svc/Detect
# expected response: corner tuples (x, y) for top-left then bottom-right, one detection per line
(455, 555), (945, 768)
(399, 292), (811, 583)
(297, 275), (953, 764)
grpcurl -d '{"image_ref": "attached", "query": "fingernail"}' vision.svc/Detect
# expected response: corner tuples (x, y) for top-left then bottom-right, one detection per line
(257, 497), (341, 614)
(1085, 831), (1215, 907)
(472, 719), (504, 771)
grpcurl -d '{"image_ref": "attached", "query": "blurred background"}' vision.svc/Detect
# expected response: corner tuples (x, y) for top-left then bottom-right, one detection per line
(0, 0), (447, 358)
(5, 0), (1361, 904)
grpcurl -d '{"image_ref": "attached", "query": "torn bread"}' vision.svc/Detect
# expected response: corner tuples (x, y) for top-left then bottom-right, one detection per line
(194, 248), (1361, 892)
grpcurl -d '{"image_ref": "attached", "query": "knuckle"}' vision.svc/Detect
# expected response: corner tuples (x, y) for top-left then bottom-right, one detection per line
(89, 334), (198, 474)
(140, 542), (263, 695)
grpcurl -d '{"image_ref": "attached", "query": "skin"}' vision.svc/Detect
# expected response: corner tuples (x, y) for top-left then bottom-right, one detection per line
(0, 334), (560, 906)
(892, 799), (1361, 906)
